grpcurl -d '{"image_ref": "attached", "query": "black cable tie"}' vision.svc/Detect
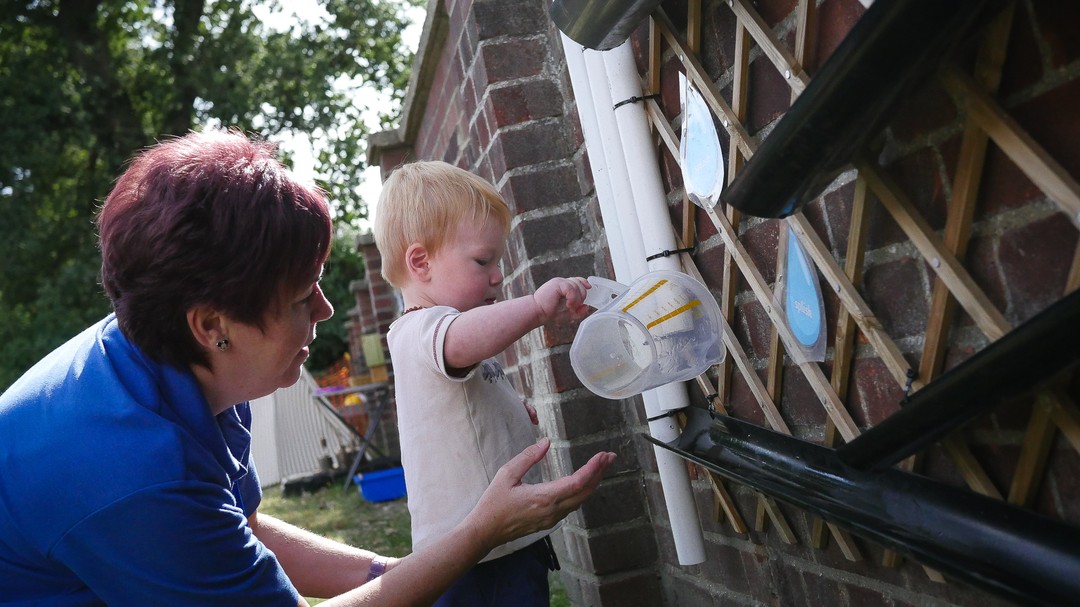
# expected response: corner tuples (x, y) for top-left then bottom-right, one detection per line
(645, 246), (695, 262)
(613, 93), (661, 111)
(900, 368), (918, 405)
(646, 409), (679, 423)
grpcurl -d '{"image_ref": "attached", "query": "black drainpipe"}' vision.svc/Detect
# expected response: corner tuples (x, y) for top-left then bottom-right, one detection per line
(838, 287), (1080, 470)
(718, 0), (1009, 218)
(648, 407), (1080, 606)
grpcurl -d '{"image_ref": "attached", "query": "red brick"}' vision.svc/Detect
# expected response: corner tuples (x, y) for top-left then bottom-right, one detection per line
(548, 348), (581, 393)
(741, 218), (781, 283)
(780, 366), (828, 432)
(726, 368), (769, 427)
(973, 144), (1042, 217)
(883, 147), (950, 231)
(588, 524), (659, 574)
(592, 572), (664, 607)
(1045, 447), (1080, 521)
(757, 0), (799, 28)
(960, 233), (1010, 321)
(469, 104), (491, 151)
(471, 0), (546, 40)
(736, 298), (773, 362)
(503, 160), (583, 212)
(486, 78), (562, 127)
(528, 254), (596, 288)
(554, 393), (637, 440)
(888, 81), (959, 147)
(699, 2), (739, 79)
(692, 239), (728, 289)
(493, 120), (573, 169)
(1030, 0), (1080, 67)
(803, 181), (852, 255)
(695, 202), (720, 242)
(516, 209), (583, 258)
(577, 474), (649, 528)
(694, 540), (750, 595)
(477, 37), (546, 84)
(541, 312), (581, 349)
(1010, 77), (1080, 193)
(845, 584), (891, 607)
(997, 213), (1077, 324)
(863, 256), (929, 339)
(849, 356), (905, 428)
(657, 577), (719, 607)
(659, 54), (685, 122)
(747, 55), (794, 133)
(813, 0), (867, 71)
(997, 3), (1044, 99)
(659, 139), (684, 196)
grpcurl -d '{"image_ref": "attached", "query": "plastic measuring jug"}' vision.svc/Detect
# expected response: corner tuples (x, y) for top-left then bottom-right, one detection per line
(570, 271), (725, 399)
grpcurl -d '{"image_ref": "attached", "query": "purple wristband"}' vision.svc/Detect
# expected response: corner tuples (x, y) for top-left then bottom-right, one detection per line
(367, 556), (388, 582)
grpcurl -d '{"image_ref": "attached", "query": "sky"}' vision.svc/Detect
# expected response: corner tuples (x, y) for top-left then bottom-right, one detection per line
(255, 0), (425, 230)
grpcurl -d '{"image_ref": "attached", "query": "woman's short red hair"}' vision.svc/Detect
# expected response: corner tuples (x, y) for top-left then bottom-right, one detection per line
(98, 130), (332, 369)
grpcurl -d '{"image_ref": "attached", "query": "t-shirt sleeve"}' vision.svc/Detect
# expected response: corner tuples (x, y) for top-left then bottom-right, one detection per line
(51, 481), (298, 607)
(413, 306), (476, 382)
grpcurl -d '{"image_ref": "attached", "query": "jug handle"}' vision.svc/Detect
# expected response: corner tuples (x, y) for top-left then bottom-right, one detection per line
(584, 276), (627, 309)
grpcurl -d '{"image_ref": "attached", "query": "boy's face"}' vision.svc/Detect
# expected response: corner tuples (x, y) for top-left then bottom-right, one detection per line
(426, 216), (506, 312)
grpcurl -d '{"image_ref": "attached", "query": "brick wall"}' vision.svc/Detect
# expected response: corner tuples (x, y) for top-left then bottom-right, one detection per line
(635, 1), (1079, 606)
(368, 0), (1080, 605)
(368, 0), (661, 604)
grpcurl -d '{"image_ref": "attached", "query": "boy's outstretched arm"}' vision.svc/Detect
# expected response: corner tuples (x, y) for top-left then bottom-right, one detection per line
(443, 277), (590, 370)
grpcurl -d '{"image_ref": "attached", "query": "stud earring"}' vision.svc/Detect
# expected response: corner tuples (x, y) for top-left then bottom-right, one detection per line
(216, 338), (230, 352)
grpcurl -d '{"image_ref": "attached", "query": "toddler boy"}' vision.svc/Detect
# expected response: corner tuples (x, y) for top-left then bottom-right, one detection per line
(373, 160), (590, 606)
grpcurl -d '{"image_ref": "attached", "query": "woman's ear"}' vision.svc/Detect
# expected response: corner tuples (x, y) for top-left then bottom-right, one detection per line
(405, 243), (432, 282)
(186, 305), (227, 351)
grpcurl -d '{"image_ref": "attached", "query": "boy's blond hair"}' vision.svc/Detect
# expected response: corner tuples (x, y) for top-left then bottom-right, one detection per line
(374, 160), (512, 288)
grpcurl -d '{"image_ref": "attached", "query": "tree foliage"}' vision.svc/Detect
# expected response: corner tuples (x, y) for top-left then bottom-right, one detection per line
(0, 0), (417, 388)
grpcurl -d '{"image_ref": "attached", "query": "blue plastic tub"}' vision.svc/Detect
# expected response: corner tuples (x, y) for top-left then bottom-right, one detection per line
(353, 467), (407, 502)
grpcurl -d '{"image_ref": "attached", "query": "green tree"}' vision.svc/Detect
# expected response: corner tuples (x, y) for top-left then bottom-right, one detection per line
(0, 0), (416, 388)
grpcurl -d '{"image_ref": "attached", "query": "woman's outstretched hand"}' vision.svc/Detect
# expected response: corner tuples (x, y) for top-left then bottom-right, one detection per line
(466, 438), (616, 552)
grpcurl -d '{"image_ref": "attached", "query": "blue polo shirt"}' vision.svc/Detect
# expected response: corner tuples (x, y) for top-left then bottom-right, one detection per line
(0, 315), (299, 606)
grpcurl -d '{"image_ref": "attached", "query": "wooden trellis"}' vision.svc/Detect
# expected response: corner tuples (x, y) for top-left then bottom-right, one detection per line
(636, 0), (1080, 580)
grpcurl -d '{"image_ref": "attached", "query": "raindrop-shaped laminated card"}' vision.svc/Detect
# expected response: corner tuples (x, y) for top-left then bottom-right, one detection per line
(679, 73), (725, 209)
(777, 222), (826, 363)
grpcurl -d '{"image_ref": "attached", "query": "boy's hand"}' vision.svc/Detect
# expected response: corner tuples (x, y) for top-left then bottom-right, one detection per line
(532, 277), (591, 324)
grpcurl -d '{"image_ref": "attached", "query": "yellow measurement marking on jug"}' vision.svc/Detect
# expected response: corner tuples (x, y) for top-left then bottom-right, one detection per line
(621, 279), (668, 312)
(646, 299), (702, 329)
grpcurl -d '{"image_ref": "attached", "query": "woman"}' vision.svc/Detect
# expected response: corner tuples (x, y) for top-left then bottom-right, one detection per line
(0, 130), (615, 606)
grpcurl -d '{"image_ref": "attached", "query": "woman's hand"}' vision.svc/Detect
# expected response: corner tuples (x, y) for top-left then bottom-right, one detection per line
(464, 437), (616, 552)
(314, 439), (614, 607)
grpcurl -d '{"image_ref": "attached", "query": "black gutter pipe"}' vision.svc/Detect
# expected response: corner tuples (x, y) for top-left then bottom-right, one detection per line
(837, 287), (1080, 470)
(719, 0), (1007, 218)
(549, 0), (662, 51)
(648, 408), (1080, 606)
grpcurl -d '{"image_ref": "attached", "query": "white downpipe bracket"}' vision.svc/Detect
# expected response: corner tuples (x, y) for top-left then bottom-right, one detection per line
(561, 34), (707, 566)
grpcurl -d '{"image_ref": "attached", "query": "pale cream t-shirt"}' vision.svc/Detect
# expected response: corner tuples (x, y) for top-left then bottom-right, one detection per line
(387, 306), (549, 562)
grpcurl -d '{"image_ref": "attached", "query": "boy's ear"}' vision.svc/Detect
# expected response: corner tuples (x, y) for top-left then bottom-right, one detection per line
(405, 243), (432, 282)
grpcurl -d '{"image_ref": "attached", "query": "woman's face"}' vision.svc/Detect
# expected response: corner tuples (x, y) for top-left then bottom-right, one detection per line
(225, 268), (334, 399)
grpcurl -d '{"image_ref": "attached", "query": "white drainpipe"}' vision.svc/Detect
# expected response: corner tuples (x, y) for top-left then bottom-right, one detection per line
(561, 34), (707, 566)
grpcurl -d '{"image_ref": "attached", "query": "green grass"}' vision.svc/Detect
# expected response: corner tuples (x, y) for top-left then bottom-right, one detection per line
(260, 483), (412, 558)
(259, 482), (570, 606)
